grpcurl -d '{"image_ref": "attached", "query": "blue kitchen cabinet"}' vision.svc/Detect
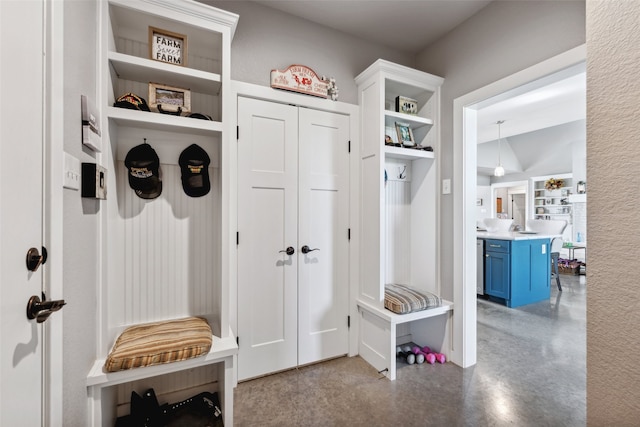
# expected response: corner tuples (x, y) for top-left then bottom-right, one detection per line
(485, 240), (510, 300)
(484, 237), (551, 308)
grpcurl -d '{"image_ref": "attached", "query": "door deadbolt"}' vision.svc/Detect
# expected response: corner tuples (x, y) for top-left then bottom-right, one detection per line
(26, 247), (47, 272)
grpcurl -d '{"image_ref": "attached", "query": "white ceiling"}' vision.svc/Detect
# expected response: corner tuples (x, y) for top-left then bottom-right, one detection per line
(250, 0), (493, 54)
(476, 65), (586, 144)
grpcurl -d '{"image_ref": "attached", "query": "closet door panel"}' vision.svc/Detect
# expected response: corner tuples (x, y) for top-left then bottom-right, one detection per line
(237, 97), (298, 380)
(298, 108), (350, 365)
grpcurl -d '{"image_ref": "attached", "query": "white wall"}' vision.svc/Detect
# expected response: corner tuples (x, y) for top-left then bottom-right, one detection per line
(415, 0), (586, 300)
(203, 1), (415, 104)
(476, 185), (491, 224)
(587, 1), (640, 423)
(62, 1), (99, 424)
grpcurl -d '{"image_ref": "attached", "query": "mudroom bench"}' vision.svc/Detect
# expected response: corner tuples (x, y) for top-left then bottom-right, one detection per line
(357, 298), (453, 380)
(86, 333), (237, 425)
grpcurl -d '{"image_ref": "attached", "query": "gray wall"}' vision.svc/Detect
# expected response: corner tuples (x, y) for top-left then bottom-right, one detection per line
(62, 0), (99, 425)
(414, 0), (586, 300)
(587, 1), (640, 423)
(203, 1), (415, 104)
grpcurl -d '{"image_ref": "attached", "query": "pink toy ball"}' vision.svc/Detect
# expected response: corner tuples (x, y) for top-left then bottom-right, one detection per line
(435, 353), (446, 364)
(425, 353), (436, 364)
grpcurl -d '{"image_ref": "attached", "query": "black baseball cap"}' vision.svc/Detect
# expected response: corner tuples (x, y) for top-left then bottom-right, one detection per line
(114, 92), (150, 111)
(124, 143), (162, 199)
(187, 112), (213, 120)
(179, 144), (210, 197)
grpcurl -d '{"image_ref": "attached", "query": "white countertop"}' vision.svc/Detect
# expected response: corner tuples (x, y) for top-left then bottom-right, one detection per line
(476, 230), (559, 241)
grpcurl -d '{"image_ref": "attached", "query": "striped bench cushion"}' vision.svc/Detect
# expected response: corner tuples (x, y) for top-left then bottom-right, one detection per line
(104, 317), (212, 372)
(384, 284), (442, 314)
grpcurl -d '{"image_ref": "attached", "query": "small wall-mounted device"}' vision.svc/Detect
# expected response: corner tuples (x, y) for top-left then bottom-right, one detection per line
(82, 163), (107, 199)
(81, 94), (102, 152)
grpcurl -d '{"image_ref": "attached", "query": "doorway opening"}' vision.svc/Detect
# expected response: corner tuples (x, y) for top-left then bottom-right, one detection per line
(451, 45), (586, 368)
(491, 181), (528, 228)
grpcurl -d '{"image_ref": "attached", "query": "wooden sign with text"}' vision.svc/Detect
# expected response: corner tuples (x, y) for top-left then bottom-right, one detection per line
(270, 64), (328, 98)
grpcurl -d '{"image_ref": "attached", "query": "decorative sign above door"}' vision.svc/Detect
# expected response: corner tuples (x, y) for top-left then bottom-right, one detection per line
(271, 64), (337, 99)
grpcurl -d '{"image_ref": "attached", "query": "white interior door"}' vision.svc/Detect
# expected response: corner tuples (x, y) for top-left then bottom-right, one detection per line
(237, 97), (299, 380)
(297, 108), (349, 365)
(0, 0), (45, 424)
(237, 97), (350, 380)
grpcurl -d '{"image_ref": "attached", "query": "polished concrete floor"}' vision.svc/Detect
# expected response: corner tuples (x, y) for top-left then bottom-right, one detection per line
(233, 274), (586, 426)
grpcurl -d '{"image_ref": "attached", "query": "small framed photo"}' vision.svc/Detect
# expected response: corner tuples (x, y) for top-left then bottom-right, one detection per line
(149, 27), (187, 66)
(148, 83), (191, 115)
(395, 122), (415, 147)
(395, 96), (418, 115)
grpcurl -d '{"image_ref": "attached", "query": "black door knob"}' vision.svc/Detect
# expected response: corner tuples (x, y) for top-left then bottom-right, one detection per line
(279, 246), (295, 256)
(301, 245), (319, 254)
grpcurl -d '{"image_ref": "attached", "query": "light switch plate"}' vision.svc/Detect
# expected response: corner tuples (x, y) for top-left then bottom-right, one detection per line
(63, 152), (80, 190)
(442, 178), (451, 194)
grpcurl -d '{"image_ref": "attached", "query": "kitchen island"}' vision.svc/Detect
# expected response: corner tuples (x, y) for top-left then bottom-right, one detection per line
(477, 231), (556, 308)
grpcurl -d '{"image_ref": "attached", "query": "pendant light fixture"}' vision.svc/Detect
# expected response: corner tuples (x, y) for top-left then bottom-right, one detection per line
(494, 120), (505, 177)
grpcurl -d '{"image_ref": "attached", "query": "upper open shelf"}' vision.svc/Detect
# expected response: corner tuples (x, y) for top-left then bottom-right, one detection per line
(109, 52), (221, 95)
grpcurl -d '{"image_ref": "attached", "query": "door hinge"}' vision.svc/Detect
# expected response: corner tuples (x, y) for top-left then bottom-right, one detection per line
(236, 231), (239, 245)
(236, 336), (239, 346)
(348, 228), (351, 241)
(347, 315), (351, 328)
(348, 140), (351, 153)
(236, 126), (240, 140)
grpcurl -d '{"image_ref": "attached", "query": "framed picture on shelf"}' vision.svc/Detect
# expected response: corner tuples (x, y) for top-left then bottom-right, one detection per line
(149, 26), (187, 66)
(148, 83), (191, 115)
(395, 96), (418, 115)
(395, 122), (415, 147)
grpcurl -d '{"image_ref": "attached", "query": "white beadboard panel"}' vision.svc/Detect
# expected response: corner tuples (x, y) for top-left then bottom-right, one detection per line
(384, 178), (412, 285)
(111, 162), (221, 329)
(113, 126), (220, 168)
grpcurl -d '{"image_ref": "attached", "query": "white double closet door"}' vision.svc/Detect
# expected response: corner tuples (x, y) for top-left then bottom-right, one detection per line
(237, 97), (350, 381)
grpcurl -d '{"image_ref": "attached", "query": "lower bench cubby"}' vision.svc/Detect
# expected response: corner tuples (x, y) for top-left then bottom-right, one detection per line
(87, 334), (237, 426)
(356, 299), (453, 380)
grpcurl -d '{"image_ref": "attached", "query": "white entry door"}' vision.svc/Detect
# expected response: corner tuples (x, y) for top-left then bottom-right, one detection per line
(0, 0), (46, 424)
(237, 97), (350, 380)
